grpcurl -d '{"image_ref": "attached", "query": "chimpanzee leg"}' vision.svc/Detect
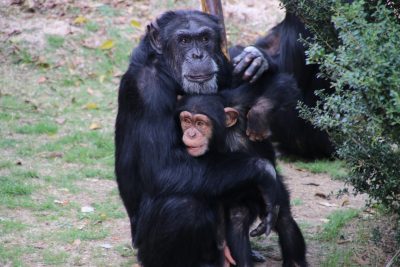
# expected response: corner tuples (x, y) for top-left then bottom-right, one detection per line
(274, 183), (307, 267)
(136, 196), (224, 267)
(225, 205), (254, 267)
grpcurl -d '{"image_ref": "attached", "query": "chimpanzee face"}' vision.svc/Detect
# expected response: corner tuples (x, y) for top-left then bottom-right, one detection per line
(179, 111), (213, 157)
(148, 12), (222, 94)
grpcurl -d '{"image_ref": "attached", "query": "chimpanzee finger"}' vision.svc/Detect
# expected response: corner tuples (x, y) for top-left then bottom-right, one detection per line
(233, 52), (256, 75)
(250, 219), (266, 237)
(242, 57), (262, 81)
(247, 130), (258, 142)
(249, 59), (269, 83)
(265, 205), (280, 236)
(232, 52), (245, 66)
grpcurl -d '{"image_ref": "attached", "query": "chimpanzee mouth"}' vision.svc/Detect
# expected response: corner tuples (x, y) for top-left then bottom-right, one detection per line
(184, 72), (216, 83)
(186, 145), (205, 155)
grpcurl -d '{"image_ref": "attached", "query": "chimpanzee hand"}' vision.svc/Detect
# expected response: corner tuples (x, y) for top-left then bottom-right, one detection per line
(232, 46), (269, 83)
(250, 205), (280, 237)
(246, 97), (273, 141)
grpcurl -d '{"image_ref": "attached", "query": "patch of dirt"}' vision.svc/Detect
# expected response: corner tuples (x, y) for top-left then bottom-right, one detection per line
(282, 162), (367, 227)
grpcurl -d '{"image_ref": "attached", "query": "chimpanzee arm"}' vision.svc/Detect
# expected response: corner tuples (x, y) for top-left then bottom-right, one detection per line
(245, 73), (300, 141)
(155, 152), (278, 222)
(115, 46), (182, 244)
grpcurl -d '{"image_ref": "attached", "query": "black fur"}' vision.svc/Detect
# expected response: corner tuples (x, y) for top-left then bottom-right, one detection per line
(178, 93), (307, 267)
(116, 10), (291, 267)
(230, 13), (335, 159)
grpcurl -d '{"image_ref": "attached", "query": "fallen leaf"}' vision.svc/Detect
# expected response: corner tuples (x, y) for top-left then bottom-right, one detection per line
(45, 152), (64, 159)
(113, 71), (123, 77)
(81, 206), (95, 213)
(89, 122), (102, 130)
(341, 198), (350, 206)
(37, 76), (47, 84)
(74, 15), (88, 25)
(55, 118), (66, 125)
(303, 182), (320, 186)
(317, 201), (338, 207)
(130, 19), (141, 28)
(99, 39), (114, 50)
(82, 38), (101, 49)
(99, 75), (105, 83)
(315, 192), (327, 199)
(85, 102), (99, 110)
(100, 243), (113, 249)
(337, 239), (351, 244)
(353, 254), (369, 265)
(54, 199), (69, 206)
(34, 242), (46, 249)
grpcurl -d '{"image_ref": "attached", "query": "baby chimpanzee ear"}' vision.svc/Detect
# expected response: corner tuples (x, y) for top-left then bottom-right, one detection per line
(224, 107), (239, 127)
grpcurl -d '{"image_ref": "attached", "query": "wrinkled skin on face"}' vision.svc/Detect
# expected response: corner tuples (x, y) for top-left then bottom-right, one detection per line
(179, 111), (213, 157)
(149, 15), (223, 95)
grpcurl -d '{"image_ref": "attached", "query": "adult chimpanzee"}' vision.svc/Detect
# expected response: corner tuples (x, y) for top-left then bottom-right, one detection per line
(177, 94), (307, 267)
(230, 12), (335, 159)
(115, 10), (284, 267)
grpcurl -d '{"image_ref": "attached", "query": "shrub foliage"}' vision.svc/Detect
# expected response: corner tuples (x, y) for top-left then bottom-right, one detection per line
(281, 0), (400, 212)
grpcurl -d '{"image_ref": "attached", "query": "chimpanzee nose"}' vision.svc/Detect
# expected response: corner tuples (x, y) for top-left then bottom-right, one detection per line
(192, 49), (203, 60)
(187, 129), (197, 138)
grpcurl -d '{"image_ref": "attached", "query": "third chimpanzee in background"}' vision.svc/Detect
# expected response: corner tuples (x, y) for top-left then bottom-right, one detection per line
(177, 94), (307, 267)
(230, 11), (335, 159)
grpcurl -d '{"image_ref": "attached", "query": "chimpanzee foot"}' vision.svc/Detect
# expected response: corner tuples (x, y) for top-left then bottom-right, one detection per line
(251, 250), (266, 263)
(250, 205), (280, 237)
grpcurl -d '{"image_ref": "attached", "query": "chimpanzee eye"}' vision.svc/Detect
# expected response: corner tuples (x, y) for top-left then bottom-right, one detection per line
(183, 118), (192, 126)
(179, 36), (190, 44)
(202, 35), (209, 43)
(196, 120), (206, 128)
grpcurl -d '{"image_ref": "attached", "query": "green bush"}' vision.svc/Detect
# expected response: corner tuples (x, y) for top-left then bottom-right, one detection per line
(283, 0), (400, 212)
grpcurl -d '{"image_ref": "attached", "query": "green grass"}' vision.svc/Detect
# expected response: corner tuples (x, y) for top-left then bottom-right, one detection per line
(42, 249), (69, 265)
(0, 245), (34, 267)
(0, 176), (33, 196)
(319, 209), (359, 241)
(293, 160), (348, 179)
(115, 244), (136, 258)
(57, 228), (109, 243)
(16, 121), (58, 135)
(291, 198), (304, 206)
(320, 247), (353, 267)
(46, 35), (65, 50)
(0, 161), (14, 169)
(0, 219), (27, 235)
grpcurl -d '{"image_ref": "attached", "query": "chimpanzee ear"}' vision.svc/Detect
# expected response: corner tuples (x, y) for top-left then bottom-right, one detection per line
(224, 107), (239, 127)
(147, 21), (162, 54)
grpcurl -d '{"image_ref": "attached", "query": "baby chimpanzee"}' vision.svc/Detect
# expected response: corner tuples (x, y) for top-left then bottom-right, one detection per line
(177, 94), (307, 267)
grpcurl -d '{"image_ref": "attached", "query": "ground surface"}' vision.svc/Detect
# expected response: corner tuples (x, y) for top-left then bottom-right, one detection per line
(0, 0), (398, 266)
